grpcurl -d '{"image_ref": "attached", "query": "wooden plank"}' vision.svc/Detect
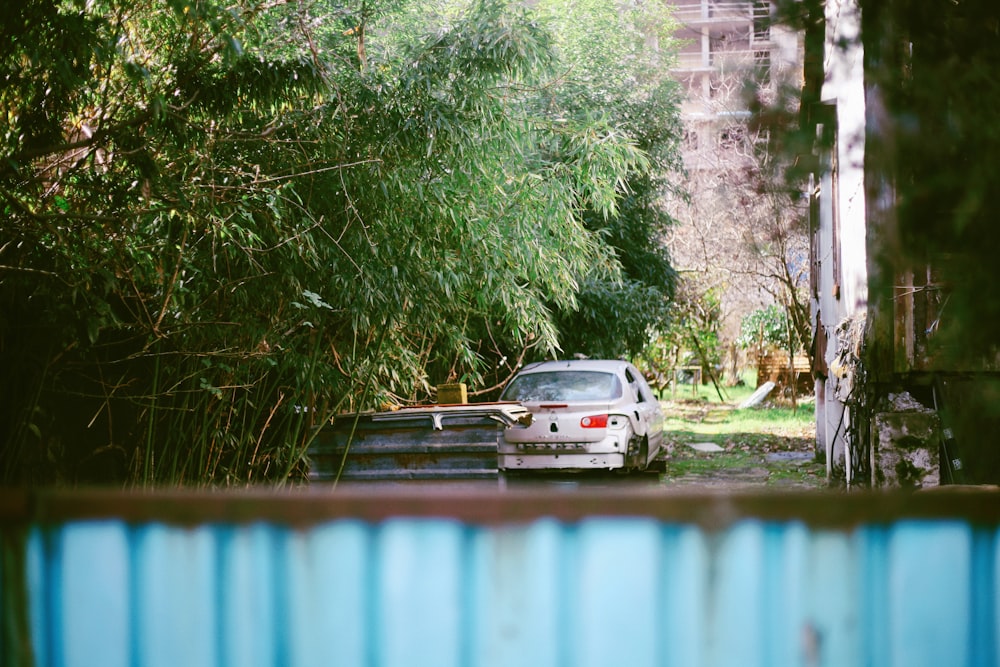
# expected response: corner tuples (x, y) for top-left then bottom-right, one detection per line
(894, 270), (914, 373)
(756, 353), (812, 393)
(5, 487), (1000, 529)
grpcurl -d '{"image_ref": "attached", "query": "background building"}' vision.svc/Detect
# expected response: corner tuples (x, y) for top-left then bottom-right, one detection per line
(671, 0), (801, 171)
(664, 1), (806, 381)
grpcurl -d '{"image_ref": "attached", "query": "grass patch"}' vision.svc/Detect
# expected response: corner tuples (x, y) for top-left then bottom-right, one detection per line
(658, 368), (759, 404)
(658, 387), (826, 489)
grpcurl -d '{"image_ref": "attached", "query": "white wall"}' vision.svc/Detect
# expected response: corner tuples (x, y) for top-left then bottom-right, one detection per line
(814, 0), (867, 483)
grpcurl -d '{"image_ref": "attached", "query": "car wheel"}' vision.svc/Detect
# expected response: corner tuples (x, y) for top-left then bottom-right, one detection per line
(624, 434), (649, 472)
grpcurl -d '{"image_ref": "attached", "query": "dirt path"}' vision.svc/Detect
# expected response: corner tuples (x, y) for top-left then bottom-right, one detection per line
(657, 400), (827, 491)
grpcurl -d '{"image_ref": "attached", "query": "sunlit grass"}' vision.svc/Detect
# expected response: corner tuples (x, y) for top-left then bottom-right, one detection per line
(726, 404), (815, 430)
(660, 369), (814, 435)
(657, 372), (824, 489)
(662, 401), (814, 434)
(658, 368), (783, 405)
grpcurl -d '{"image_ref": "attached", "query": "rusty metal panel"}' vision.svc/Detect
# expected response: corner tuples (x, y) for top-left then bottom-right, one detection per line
(3, 490), (999, 667)
(308, 404), (527, 483)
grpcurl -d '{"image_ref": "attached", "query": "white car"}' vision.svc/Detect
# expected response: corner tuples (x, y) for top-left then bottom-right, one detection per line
(498, 359), (665, 472)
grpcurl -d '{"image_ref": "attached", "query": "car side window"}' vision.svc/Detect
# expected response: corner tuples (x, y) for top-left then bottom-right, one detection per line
(624, 368), (646, 403)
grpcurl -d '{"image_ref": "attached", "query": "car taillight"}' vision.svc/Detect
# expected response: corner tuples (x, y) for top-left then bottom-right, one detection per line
(580, 414), (608, 428)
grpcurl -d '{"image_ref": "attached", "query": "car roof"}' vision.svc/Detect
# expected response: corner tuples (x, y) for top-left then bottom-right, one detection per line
(513, 359), (633, 375)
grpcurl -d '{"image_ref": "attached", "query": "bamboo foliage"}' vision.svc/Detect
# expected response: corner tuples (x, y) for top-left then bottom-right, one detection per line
(0, 0), (667, 484)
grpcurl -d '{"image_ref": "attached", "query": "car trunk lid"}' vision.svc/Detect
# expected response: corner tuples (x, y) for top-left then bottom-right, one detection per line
(502, 400), (623, 444)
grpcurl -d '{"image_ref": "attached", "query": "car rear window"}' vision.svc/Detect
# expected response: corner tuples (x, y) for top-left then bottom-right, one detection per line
(500, 371), (623, 402)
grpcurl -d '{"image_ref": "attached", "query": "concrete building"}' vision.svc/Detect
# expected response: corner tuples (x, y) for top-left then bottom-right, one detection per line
(671, 0), (801, 171)
(804, 0), (1000, 488)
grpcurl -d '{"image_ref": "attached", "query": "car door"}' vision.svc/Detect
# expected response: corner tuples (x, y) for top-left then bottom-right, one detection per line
(624, 365), (665, 464)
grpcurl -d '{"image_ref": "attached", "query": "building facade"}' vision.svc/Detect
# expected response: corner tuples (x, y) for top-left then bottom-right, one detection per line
(671, 0), (801, 171)
(805, 0), (867, 484)
(806, 0), (1000, 488)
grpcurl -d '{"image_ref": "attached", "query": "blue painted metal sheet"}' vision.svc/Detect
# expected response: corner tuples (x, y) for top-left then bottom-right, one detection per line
(2, 489), (999, 667)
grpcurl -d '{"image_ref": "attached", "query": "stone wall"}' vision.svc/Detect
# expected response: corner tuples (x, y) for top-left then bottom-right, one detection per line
(872, 392), (940, 489)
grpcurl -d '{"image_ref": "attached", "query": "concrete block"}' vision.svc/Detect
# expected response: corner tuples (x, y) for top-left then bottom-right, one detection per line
(873, 410), (941, 489)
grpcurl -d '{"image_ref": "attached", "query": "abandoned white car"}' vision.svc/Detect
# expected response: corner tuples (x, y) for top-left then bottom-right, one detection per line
(498, 359), (665, 473)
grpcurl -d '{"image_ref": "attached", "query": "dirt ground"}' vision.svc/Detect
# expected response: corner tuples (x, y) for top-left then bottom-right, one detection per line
(656, 399), (828, 491)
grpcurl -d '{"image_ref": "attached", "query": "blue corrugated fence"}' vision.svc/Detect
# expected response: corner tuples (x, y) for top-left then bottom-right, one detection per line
(1, 488), (998, 667)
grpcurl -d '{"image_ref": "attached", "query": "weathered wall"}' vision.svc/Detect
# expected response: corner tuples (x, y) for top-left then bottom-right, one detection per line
(872, 393), (941, 489)
(811, 0), (870, 485)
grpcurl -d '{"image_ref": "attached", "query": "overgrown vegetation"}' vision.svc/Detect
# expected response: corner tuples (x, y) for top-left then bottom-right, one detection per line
(540, 0), (683, 359)
(0, 0), (682, 484)
(660, 395), (824, 489)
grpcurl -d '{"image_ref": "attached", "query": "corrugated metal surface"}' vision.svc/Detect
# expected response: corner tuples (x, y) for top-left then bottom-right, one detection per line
(1, 488), (998, 667)
(308, 404), (528, 483)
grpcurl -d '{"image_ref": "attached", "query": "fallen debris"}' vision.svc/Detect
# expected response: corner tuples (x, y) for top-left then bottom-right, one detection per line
(688, 442), (725, 453)
(766, 451), (815, 463)
(738, 381), (776, 409)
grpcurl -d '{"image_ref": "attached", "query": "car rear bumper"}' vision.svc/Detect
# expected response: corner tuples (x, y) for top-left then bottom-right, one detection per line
(498, 452), (626, 470)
